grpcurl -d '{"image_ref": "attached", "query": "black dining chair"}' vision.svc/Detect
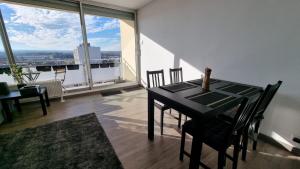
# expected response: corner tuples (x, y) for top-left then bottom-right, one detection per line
(217, 81), (282, 161)
(240, 80), (282, 160)
(146, 70), (171, 135)
(169, 67), (187, 128)
(169, 67), (183, 84)
(180, 97), (251, 169)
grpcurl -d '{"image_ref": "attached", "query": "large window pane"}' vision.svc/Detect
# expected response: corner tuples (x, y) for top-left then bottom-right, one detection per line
(0, 39), (8, 66)
(84, 14), (122, 86)
(0, 37), (14, 84)
(0, 3), (88, 89)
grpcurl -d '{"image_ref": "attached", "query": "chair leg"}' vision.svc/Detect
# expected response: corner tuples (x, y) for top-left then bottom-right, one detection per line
(44, 89), (50, 106)
(39, 94), (47, 115)
(218, 151), (225, 169)
(185, 115), (188, 122)
(179, 127), (186, 161)
(223, 152), (227, 167)
(232, 142), (240, 169)
(242, 132), (249, 161)
(253, 121), (260, 150)
(178, 112), (182, 128)
(160, 109), (164, 135)
(14, 99), (22, 112)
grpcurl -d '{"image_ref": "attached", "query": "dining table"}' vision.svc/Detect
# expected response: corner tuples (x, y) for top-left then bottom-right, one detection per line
(147, 78), (263, 169)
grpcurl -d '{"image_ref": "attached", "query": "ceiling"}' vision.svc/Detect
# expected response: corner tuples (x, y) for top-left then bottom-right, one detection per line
(89, 0), (153, 10)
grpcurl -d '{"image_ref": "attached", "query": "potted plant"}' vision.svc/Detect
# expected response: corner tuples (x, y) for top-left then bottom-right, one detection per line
(10, 64), (26, 89)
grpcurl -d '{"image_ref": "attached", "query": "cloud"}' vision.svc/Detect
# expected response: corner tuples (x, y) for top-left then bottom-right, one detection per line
(88, 37), (120, 51)
(85, 16), (120, 33)
(1, 3), (121, 51)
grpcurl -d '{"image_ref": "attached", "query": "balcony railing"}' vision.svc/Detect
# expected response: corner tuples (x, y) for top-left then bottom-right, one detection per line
(0, 59), (122, 89)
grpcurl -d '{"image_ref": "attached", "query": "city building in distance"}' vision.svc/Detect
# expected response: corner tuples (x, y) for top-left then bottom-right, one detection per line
(73, 43), (102, 64)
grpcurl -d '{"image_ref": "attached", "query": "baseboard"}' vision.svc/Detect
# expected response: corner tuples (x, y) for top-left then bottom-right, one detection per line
(291, 147), (300, 156)
(258, 133), (300, 156)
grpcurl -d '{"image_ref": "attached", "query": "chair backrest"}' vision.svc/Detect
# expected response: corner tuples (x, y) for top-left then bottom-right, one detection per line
(254, 81), (282, 117)
(146, 70), (165, 88)
(231, 99), (253, 135)
(212, 97), (250, 143)
(233, 80), (282, 135)
(169, 67), (183, 84)
(244, 81), (282, 128)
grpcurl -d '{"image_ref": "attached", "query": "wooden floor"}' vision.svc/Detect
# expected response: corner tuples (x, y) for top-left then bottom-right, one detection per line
(0, 88), (299, 169)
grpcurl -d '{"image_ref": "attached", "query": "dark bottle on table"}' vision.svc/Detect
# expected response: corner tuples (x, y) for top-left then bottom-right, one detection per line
(202, 67), (212, 91)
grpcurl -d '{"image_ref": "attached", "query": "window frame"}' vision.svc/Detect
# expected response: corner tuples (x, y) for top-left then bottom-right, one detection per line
(0, 0), (138, 89)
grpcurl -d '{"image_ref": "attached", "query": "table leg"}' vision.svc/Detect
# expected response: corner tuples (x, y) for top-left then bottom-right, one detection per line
(189, 136), (202, 169)
(148, 92), (155, 140)
(1, 100), (12, 122)
(15, 99), (22, 112)
(39, 94), (47, 115)
(44, 89), (50, 106)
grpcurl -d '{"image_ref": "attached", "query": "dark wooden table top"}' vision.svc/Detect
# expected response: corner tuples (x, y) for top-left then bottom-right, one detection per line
(148, 78), (263, 118)
(0, 90), (21, 100)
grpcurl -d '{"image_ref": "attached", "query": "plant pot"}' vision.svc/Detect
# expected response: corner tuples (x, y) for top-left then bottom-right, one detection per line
(17, 83), (27, 89)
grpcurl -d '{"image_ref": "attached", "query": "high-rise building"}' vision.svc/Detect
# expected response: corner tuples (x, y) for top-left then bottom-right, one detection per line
(73, 43), (101, 64)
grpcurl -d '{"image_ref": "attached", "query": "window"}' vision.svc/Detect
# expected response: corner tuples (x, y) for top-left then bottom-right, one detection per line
(0, 3), (88, 88)
(0, 38), (7, 66)
(0, 35), (14, 84)
(84, 14), (121, 86)
(0, 1), (137, 91)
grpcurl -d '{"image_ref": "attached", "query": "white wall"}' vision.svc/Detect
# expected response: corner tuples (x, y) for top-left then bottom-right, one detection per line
(138, 0), (300, 149)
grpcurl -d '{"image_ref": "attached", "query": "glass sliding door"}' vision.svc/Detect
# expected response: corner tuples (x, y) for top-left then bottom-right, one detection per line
(84, 14), (122, 87)
(0, 2), (88, 89)
(0, 1), (137, 91)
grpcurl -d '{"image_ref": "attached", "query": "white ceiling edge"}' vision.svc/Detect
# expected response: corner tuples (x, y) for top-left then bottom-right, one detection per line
(84, 0), (153, 10)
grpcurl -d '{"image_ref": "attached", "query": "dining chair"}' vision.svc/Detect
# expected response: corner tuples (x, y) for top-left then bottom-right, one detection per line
(179, 97), (251, 169)
(169, 67), (183, 84)
(146, 69), (171, 135)
(241, 80), (282, 160)
(169, 67), (187, 128)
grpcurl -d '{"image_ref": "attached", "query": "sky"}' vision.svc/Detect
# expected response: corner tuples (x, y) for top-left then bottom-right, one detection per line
(0, 3), (121, 51)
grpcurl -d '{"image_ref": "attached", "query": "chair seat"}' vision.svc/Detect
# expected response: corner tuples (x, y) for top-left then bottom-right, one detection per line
(183, 118), (233, 151)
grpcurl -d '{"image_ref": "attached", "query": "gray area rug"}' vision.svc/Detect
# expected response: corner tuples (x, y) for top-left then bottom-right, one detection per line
(0, 113), (123, 169)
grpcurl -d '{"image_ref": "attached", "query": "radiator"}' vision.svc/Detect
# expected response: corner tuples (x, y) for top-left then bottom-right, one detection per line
(28, 80), (63, 99)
